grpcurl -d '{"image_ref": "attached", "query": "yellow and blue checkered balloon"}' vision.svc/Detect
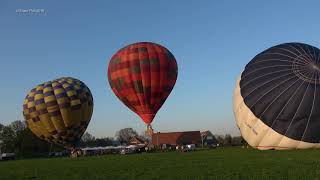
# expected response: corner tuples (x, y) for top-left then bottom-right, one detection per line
(23, 77), (94, 148)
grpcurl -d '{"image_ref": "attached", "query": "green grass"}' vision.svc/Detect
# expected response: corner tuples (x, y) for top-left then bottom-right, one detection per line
(1, 147), (320, 180)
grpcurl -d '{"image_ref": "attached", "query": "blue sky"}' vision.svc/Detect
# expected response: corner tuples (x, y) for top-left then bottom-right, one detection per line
(1, 0), (320, 137)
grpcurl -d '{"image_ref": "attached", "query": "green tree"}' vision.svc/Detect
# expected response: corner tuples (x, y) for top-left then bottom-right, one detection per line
(223, 134), (232, 146)
(94, 138), (114, 147)
(15, 128), (63, 157)
(0, 126), (15, 152)
(215, 135), (224, 146)
(0, 123), (4, 131)
(231, 136), (243, 146)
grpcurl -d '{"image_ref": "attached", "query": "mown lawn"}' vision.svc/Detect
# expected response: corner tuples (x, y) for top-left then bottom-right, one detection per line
(1, 147), (320, 180)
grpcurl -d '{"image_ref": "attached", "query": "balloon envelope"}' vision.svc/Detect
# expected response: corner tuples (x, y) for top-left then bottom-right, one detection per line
(108, 42), (178, 125)
(23, 77), (93, 148)
(233, 42), (320, 150)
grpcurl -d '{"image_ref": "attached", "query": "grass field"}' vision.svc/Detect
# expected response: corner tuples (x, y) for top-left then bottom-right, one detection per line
(1, 147), (320, 180)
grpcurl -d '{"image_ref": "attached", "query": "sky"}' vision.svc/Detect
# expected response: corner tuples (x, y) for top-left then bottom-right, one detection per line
(1, 0), (320, 137)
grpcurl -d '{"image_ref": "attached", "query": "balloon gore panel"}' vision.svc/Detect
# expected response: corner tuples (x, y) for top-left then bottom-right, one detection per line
(108, 42), (178, 125)
(23, 77), (94, 148)
(239, 43), (320, 143)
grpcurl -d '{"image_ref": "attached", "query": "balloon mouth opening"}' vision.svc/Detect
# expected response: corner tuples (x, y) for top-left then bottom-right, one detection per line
(139, 114), (155, 124)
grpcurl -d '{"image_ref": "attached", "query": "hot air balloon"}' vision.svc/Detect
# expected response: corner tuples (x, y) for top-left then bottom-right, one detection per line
(108, 42), (178, 133)
(23, 77), (93, 149)
(233, 42), (320, 150)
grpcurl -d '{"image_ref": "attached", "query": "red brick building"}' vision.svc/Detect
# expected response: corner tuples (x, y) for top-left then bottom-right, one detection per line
(152, 131), (201, 146)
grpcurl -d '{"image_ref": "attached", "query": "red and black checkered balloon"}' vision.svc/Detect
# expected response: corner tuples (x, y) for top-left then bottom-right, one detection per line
(108, 42), (178, 125)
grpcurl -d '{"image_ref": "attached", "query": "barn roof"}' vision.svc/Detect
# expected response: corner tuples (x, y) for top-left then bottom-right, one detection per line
(152, 131), (201, 146)
(200, 131), (214, 138)
(129, 136), (146, 145)
(200, 131), (210, 137)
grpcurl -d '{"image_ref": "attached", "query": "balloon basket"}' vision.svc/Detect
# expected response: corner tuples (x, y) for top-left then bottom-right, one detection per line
(146, 125), (154, 137)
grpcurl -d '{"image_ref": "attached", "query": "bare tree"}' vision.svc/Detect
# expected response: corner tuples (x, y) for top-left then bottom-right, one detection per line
(139, 131), (151, 143)
(115, 128), (138, 144)
(9, 120), (26, 136)
(81, 132), (96, 142)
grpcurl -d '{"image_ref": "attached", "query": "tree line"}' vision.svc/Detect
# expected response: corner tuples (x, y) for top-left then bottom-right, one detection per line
(0, 121), (147, 158)
(0, 120), (64, 158)
(0, 120), (246, 158)
(214, 134), (247, 147)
